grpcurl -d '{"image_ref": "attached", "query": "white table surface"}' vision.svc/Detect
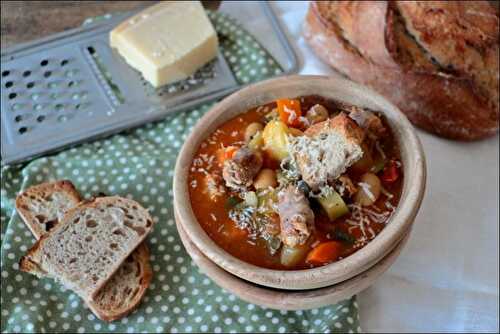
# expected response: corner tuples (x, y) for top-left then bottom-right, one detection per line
(271, 1), (500, 332)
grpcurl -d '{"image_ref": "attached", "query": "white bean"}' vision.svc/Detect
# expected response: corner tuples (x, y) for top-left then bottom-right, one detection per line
(355, 173), (381, 206)
(253, 169), (277, 189)
(306, 104), (329, 125)
(244, 122), (264, 142)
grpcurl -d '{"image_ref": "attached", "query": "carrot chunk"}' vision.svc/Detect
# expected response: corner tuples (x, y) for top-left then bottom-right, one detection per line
(305, 241), (343, 265)
(277, 98), (303, 128)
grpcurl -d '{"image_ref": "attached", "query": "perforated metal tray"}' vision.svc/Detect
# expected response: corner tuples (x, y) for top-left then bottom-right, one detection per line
(0, 2), (298, 165)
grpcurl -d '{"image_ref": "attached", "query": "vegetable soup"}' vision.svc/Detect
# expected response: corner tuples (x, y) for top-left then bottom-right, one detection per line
(188, 95), (403, 270)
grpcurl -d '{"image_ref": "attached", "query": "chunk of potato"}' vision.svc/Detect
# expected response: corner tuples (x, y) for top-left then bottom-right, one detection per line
(280, 243), (310, 267)
(262, 120), (290, 161)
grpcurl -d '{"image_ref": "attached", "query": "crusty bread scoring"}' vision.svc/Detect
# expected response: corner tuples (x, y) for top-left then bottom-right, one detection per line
(20, 196), (154, 301)
(303, 1), (499, 140)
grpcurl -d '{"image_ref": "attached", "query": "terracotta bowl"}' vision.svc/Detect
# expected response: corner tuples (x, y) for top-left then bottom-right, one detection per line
(176, 209), (411, 310)
(173, 75), (426, 290)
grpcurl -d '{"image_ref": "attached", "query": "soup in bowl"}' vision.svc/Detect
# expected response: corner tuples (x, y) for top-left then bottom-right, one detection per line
(174, 75), (425, 290)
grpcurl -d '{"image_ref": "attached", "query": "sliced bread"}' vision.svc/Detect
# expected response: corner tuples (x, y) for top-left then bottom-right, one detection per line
(16, 182), (153, 322)
(15, 180), (81, 239)
(20, 196), (154, 301)
(88, 243), (152, 321)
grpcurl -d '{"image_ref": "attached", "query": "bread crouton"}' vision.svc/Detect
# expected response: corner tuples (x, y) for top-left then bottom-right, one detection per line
(290, 114), (365, 190)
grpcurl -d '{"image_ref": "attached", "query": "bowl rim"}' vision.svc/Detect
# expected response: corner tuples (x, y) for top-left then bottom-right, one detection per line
(175, 209), (412, 310)
(173, 74), (426, 289)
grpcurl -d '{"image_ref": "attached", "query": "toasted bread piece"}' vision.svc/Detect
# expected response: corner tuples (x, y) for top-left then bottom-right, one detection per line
(16, 180), (81, 239)
(20, 196), (154, 301)
(290, 114), (364, 191)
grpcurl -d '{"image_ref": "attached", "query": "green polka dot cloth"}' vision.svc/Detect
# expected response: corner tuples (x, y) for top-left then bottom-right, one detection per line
(0, 11), (361, 334)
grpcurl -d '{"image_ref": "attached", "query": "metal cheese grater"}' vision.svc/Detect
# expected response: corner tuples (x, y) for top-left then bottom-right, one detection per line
(0, 3), (298, 165)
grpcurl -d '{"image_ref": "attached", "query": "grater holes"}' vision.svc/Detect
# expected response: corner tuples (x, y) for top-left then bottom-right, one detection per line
(57, 115), (69, 123)
(40, 59), (49, 66)
(65, 69), (79, 77)
(55, 103), (64, 111)
(43, 71), (52, 78)
(87, 46), (96, 55)
(26, 82), (35, 89)
(11, 103), (23, 112)
(23, 70), (31, 77)
(18, 127), (28, 135)
(2, 70), (10, 77)
(47, 81), (63, 90)
(15, 115), (22, 123)
(36, 115), (46, 123)
(5, 81), (13, 88)
(8, 92), (17, 100)
(68, 81), (75, 87)
(61, 59), (69, 66)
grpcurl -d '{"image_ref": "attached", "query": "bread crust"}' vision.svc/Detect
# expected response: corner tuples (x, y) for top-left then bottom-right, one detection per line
(15, 180), (81, 239)
(304, 1), (499, 140)
(19, 195), (154, 321)
(87, 243), (152, 322)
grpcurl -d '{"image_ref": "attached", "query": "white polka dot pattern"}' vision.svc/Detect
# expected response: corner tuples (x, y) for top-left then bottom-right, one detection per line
(0, 11), (360, 334)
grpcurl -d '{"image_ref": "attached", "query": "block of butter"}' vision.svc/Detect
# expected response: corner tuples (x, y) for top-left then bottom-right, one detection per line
(110, 1), (218, 87)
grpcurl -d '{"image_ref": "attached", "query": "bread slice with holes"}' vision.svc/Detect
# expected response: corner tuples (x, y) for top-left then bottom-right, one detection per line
(20, 196), (155, 301)
(88, 242), (152, 321)
(17, 184), (153, 321)
(15, 180), (81, 239)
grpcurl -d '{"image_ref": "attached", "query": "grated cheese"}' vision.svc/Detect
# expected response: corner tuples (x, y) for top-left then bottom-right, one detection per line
(375, 141), (386, 160)
(345, 204), (393, 248)
(284, 106), (297, 120)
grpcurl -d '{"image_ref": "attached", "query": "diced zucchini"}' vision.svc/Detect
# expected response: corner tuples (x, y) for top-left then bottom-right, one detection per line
(262, 120), (289, 161)
(280, 243), (310, 267)
(317, 190), (349, 221)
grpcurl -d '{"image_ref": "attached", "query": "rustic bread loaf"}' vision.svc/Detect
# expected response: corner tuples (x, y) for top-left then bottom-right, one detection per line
(16, 182), (153, 322)
(303, 1), (499, 140)
(15, 180), (81, 239)
(20, 196), (154, 301)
